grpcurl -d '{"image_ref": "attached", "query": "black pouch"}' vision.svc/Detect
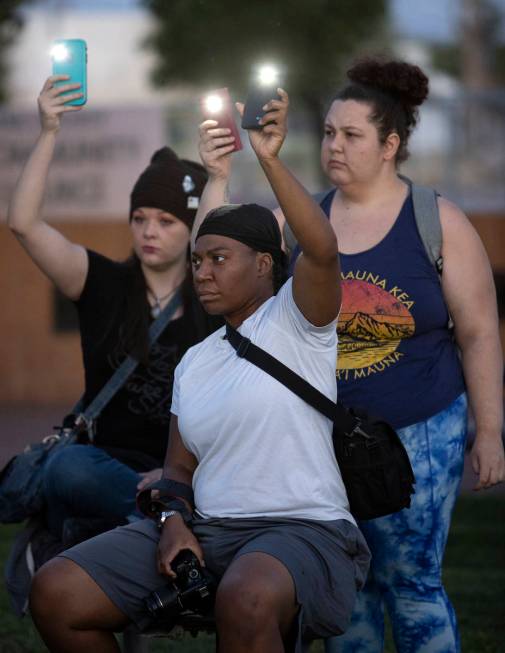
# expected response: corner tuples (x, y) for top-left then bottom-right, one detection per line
(332, 408), (415, 520)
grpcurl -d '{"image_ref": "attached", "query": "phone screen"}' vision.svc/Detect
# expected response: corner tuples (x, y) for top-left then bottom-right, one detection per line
(51, 39), (87, 106)
(201, 88), (242, 152)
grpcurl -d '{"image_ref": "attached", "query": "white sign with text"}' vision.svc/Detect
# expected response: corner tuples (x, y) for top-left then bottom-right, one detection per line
(0, 106), (166, 221)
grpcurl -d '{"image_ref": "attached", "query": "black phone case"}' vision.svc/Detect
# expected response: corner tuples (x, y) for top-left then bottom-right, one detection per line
(241, 86), (280, 130)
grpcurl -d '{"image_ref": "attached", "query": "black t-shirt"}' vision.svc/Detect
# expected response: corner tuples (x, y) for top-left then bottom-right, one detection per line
(75, 250), (219, 471)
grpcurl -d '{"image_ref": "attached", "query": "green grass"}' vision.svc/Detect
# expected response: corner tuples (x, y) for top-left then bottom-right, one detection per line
(1, 496), (503, 652)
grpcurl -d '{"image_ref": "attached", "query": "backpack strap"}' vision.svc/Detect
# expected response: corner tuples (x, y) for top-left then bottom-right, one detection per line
(285, 179), (444, 277)
(282, 221), (296, 258)
(282, 189), (333, 257)
(398, 174), (443, 275)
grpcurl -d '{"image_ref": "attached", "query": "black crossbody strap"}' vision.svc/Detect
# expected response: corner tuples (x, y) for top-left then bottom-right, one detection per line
(74, 289), (183, 439)
(225, 322), (358, 435)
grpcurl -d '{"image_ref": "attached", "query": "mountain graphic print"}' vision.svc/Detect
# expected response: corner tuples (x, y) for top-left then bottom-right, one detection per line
(337, 275), (415, 372)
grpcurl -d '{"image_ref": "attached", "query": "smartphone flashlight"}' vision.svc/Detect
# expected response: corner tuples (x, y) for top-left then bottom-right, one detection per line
(257, 65), (279, 86)
(204, 94), (224, 114)
(201, 88), (243, 152)
(50, 43), (70, 63)
(241, 63), (282, 130)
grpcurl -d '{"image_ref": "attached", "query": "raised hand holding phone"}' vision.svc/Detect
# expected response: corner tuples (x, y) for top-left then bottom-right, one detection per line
(241, 64), (283, 130)
(201, 88), (242, 152)
(199, 88), (243, 181)
(237, 88), (289, 162)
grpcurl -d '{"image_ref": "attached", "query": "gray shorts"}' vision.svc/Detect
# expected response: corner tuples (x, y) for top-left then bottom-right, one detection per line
(60, 516), (370, 648)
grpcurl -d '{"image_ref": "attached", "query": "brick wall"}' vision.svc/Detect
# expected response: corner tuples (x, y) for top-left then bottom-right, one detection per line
(1, 221), (132, 405)
(1, 213), (505, 404)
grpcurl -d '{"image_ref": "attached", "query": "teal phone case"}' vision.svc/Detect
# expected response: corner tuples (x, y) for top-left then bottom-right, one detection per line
(52, 39), (87, 106)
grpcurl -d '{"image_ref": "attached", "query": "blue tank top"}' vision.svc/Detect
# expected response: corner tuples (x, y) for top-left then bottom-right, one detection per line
(290, 189), (465, 428)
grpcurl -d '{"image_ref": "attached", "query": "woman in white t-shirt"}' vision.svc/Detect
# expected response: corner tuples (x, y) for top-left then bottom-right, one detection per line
(29, 90), (370, 653)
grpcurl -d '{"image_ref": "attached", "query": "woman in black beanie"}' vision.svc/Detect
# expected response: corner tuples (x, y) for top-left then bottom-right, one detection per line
(7, 76), (220, 561)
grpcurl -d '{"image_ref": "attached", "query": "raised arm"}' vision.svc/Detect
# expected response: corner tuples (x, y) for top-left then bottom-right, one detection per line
(440, 198), (504, 490)
(238, 89), (341, 326)
(7, 76), (88, 300)
(190, 119), (236, 251)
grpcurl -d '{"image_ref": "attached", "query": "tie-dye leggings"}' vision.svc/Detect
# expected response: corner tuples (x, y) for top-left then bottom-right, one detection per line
(326, 393), (468, 653)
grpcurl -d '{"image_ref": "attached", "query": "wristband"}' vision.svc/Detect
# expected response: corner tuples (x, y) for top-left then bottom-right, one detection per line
(149, 479), (194, 505)
(136, 478), (194, 518)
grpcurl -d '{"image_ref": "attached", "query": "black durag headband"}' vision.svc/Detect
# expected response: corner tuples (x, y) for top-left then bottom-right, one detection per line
(196, 203), (285, 264)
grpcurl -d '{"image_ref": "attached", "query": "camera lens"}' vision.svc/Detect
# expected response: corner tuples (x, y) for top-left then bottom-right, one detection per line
(144, 584), (180, 618)
(143, 550), (215, 628)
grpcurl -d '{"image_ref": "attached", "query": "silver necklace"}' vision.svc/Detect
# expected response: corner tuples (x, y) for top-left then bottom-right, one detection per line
(148, 286), (178, 319)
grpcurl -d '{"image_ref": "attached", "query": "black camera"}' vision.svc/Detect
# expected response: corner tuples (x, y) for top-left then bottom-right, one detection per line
(144, 549), (215, 627)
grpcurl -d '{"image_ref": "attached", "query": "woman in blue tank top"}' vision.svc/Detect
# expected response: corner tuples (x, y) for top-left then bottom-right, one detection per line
(281, 58), (505, 653)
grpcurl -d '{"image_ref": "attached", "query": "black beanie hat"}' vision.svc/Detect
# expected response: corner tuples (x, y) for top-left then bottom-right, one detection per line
(129, 147), (207, 228)
(196, 203), (285, 265)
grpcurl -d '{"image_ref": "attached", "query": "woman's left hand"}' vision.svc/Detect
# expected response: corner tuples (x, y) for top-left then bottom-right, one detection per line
(137, 467), (163, 491)
(236, 88), (289, 161)
(471, 436), (505, 490)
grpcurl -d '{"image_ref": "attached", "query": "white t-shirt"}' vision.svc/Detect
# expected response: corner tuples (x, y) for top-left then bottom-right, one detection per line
(171, 278), (353, 524)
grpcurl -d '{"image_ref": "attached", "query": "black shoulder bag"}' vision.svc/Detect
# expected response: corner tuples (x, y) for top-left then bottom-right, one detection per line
(225, 323), (415, 521)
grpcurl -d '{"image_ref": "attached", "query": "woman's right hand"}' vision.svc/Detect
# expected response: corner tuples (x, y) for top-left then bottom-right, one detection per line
(198, 119), (236, 180)
(38, 75), (84, 133)
(157, 514), (205, 579)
